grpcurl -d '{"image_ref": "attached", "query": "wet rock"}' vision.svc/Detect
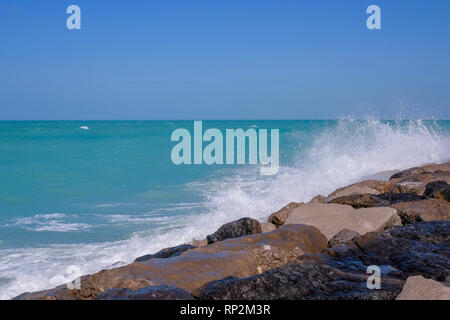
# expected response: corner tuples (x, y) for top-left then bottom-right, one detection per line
(327, 180), (386, 201)
(206, 217), (262, 244)
(285, 202), (401, 239)
(329, 192), (424, 208)
(396, 276), (450, 300)
(392, 199), (450, 224)
(134, 244), (196, 262)
(389, 163), (450, 180)
(260, 222), (276, 233)
(267, 202), (303, 227)
(328, 229), (361, 247)
(423, 181), (449, 198)
(94, 285), (194, 300)
(194, 221), (450, 300)
(15, 224), (327, 300)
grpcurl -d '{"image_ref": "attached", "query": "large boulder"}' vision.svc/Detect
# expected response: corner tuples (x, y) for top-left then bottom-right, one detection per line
(94, 285), (194, 300)
(328, 192), (424, 208)
(328, 229), (361, 247)
(327, 180), (386, 201)
(392, 198), (450, 224)
(194, 221), (450, 300)
(15, 224), (327, 300)
(384, 171), (450, 196)
(285, 203), (401, 240)
(396, 276), (450, 300)
(134, 244), (196, 262)
(267, 202), (302, 227)
(206, 217), (262, 244)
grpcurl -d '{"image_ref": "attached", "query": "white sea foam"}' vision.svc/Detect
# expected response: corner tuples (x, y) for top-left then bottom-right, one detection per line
(1, 119), (449, 300)
(13, 213), (90, 232)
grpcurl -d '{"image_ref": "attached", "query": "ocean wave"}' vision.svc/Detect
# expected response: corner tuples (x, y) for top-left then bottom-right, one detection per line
(13, 213), (90, 232)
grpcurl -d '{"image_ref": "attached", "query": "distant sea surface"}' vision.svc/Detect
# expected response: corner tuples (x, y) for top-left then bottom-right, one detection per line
(0, 119), (449, 299)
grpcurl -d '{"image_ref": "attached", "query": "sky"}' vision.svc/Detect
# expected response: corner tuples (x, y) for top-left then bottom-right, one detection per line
(0, 0), (449, 120)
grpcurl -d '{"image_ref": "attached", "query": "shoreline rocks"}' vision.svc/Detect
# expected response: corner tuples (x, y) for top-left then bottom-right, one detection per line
(14, 162), (450, 300)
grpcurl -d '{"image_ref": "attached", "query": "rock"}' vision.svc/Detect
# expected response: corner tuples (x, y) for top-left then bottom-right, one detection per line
(285, 202), (401, 239)
(328, 229), (361, 247)
(15, 224), (327, 300)
(193, 262), (402, 300)
(327, 180), (386, 201)
(392, 199), (450, 224)
(309, 195), (327, 203)
(134, 244), (196, 262)
(206, 217), (262, 244)
(423, 181), (449, 198)
(436, 187), (450, 202)
(389, 163), (450, 180)
(384, 171), (450, 196)
(191, 238), (208, 247)
(194, 221), (450, 300)
(328, 192), (424, 208)
(260, 222), (277, 233)
(267, 202), (303, 227)
(396, 276), (450, 300)
(94, 285), (194, 300)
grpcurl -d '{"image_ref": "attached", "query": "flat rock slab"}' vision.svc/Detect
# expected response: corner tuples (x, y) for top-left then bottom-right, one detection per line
(15, 224), (327, 300)
(392, 198), (450, 224)
(396, 276), (450, 300)
(327, 179), (386, 201)
(285, 203), (401, 240)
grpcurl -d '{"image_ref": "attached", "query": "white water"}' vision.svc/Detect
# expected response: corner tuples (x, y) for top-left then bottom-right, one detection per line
(1, 119), (449, 299)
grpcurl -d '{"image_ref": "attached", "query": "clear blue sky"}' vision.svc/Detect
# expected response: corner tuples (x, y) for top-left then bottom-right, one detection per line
(1, 0), (449, 120)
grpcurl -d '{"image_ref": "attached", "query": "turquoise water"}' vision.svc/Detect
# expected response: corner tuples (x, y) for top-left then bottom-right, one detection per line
(0, 119), (449, 298)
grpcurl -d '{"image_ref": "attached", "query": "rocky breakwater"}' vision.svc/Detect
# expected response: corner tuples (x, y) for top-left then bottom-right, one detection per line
(14, 162), (450, 300)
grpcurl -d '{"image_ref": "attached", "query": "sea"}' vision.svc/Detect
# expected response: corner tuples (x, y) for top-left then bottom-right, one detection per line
(0, 119), (449, 299)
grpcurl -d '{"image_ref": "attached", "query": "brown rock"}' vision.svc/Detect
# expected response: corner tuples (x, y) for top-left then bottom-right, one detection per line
(260, 222), (277, 233)
(327, 180), (386, 201)
(396, 276), (450, 300)
(267, 202), (303, 227)
(392, 198), (450, 224)
(328, 229), (361, 247)
(389, 162), (450, 180)
(191, 238), (208, 247)
(285, 202), (401, 240)
(16, 224), (327, 300)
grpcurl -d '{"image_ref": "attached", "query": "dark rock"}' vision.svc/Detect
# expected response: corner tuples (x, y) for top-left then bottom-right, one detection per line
(328, 192), (423, 208)
(193, 262), (402, 300)
(95, 285), (194, 300)
(194, 221), (450, 300)
(424, 181), (449, 198)
(329, 229), (361, 247)
(134, 244), (196, 262)
(207, 217), (262, 244)
(436, 187), (450, 202)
